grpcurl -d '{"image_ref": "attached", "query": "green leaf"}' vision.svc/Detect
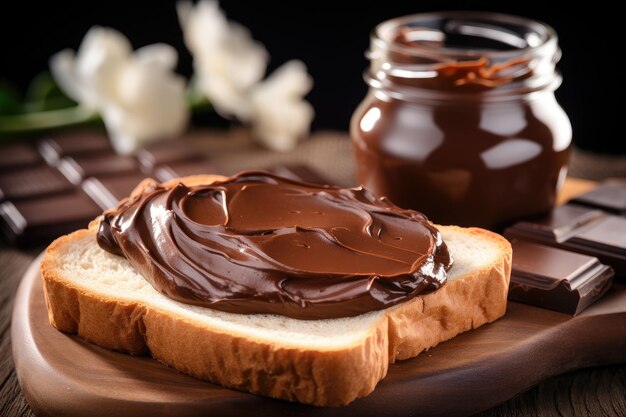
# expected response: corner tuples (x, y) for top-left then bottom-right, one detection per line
(23, 72), (76, 112)
(0, 80), (22, 115)
(25, 72), (60, 102)
(186, 78), (211, 112)
(0, 105), (100, 137)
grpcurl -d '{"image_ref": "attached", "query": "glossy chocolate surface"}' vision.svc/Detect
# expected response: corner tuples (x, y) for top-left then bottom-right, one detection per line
(98, 172), (452, 319)
(353, 96), (570, 229)
(571, 180), (626, 215)
(0, 166), (73, 201)
(509, 240), (614, 315)
(82, 174), (149, 210)
(37, 131), (112, 164)
(505, 204), (626, 276)
(137, 144), (204, 173)
(0, 143), (41, 171)
(0, 190), (101, 245)
(58, 154), (140, 184)
(351, 18), (571, 230)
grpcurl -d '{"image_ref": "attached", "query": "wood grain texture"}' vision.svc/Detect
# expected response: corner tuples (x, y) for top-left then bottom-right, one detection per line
(11, 259), (626, 417)
(1, 248), (39, 417)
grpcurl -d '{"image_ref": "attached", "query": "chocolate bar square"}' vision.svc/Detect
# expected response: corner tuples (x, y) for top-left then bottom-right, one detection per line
(58, 155), (140, 185)
(569, 216), (626, 255)
(514, 204), (606, 242)
(508, 240), (614, 315)
(0, 143), (41, 171)
(571, 180), (626, 215)
(0, 165), (73, 201)
(82, 173), (148, 210)
(137, 143), (204, 173)
(0, 190), (101, 245)
(505, 204), (626, 275)
(38, 131), (112, 164)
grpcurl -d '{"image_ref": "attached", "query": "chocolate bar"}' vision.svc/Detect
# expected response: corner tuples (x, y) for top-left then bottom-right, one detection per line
(82, 174), (148, 210)
(0, 166), (73, 201)
(137, 143), (203, 173)
(0, 143), (41, 171)
(505, 204), (626, 276)
(37, 131), (112, 164)
(0, 190), (101, 245)
(58, 154), (140, 184)
(508, 239), (614, 315)
(571, 180), (626, 215)
(0, 130), (336, 246)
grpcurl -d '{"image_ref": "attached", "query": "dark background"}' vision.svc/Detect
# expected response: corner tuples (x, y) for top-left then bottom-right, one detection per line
(1, 1), (622, 153)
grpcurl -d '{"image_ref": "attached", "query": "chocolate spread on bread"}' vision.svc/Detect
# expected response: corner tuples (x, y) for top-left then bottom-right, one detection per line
(97, 171), (452, 319)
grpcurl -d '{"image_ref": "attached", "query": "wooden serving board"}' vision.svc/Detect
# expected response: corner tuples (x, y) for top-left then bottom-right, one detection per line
(11, 258), (626, 417)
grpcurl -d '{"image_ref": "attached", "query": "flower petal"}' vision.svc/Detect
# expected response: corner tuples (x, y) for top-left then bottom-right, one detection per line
(74, 26), (133, 104)
(102, 60), (189, 154)
(178, 0), (268, 119)
(49, 25), (190, 155)
(248, 60), (314, 151)
(196, 68), (252, 120)
(224, 22), (268, 90)
(49, 49), (88, 105)
(177, 0), (227, 55)
(136, 44), (179, 71)
(101, 104), (137, 155)
(251, 99), (314, 151)
(253, 60), (313, 99)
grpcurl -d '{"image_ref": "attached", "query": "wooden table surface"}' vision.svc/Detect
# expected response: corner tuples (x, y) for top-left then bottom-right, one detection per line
(1, 132), (625, 417)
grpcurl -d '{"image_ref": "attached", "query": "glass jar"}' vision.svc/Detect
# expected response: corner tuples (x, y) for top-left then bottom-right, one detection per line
(350, 12), (571, 230)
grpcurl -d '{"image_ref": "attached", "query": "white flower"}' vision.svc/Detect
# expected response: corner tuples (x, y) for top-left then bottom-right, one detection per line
(178, 1), (314, 151)
(50, 27), (189, 154)
(177, 0), (267, 120)
(248, 61), (314, 151)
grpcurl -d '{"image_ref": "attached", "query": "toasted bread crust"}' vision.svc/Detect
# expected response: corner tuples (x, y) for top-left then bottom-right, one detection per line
(387, 226), (510, 361)
(40, 175), (511, 406)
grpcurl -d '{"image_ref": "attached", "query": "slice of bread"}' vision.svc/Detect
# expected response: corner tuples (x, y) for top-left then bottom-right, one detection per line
(40, 175), (511, 406)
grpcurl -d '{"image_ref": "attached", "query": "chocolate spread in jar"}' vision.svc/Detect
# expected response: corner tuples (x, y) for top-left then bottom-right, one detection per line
(351, 12), (572, 230)
(97, 171), (453, 320)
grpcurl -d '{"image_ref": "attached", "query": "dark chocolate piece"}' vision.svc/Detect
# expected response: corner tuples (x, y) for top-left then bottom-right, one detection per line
(0, 190), (101, 245)
(153, 160), (219, 182)
(571, 180), (626, 215)
(505, 204), (626, 276)
(37, 131), (112, 164)
(137, 143), (203, 173)
(265, 164), (331, 185)
(0, 143), (41, 171)
(508, 204), (605, 242)
(58, 155), (139, 184)
(82, 174), (147, 210)
(0, 166), (73, 201)
(508, 240), (614, 315)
